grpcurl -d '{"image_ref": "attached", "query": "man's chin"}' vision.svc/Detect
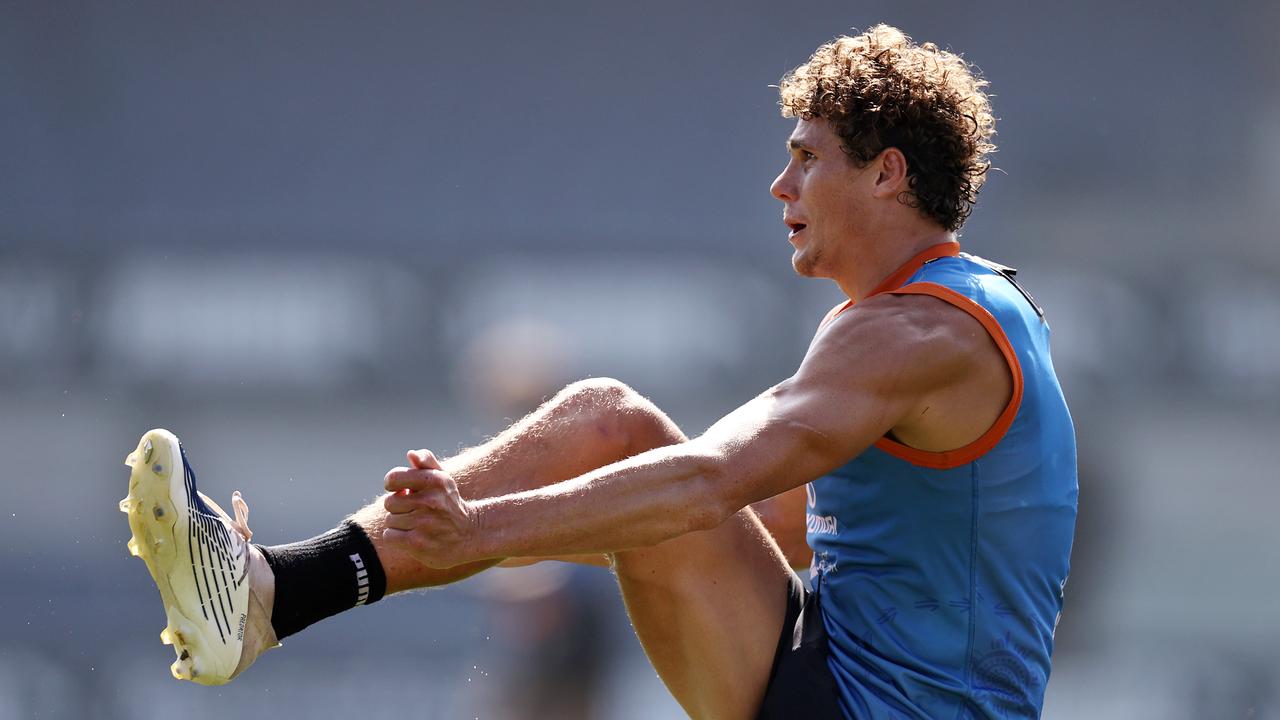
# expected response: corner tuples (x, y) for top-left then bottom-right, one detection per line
(792, 250), (822, 278)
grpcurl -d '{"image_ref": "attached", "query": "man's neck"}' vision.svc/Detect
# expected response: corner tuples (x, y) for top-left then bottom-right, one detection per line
(835, 227), (957, 302)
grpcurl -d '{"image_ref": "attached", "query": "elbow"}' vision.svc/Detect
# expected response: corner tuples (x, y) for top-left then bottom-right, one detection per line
(682, 454), (736, 533)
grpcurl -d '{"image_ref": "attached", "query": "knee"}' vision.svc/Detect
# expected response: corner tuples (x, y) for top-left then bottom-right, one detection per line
(557, 377), (636, 412)
(555, 378), (684, 457)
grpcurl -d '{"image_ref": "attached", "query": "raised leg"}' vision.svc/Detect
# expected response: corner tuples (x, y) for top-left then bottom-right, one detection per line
(363, 377), (793, 719)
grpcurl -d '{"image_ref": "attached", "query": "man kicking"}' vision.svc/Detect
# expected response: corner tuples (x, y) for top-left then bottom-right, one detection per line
(121, 24), (1077, 719)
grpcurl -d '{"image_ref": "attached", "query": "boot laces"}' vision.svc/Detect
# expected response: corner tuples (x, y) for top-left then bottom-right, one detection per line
(229, 491), (253, 543)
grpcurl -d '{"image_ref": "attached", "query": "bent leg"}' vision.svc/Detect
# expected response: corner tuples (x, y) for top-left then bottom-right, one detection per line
(361, 378), (793, 718)
(613, 511), (792, 719)
(520, 382), (793, 718)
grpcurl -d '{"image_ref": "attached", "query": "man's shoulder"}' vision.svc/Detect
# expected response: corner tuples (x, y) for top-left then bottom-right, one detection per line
(820, 291), (992, 363)
(804, 286), (1014, 452)
(801, 291), (1008, 417)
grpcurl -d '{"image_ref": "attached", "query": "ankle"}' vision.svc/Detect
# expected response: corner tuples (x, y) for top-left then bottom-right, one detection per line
(246, 545), (276, 615)
(256, 521), (387, 640)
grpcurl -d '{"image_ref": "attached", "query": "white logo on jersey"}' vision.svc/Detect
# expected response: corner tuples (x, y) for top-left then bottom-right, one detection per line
(811, 551), (838, 578)
(806, 512), (838, 535)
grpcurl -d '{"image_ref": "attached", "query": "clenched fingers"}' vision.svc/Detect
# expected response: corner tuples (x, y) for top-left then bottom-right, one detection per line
(382, 489), (417, 515)
(383, 487), (450, 515)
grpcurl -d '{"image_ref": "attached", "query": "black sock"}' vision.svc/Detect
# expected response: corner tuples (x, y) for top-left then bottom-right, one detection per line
(257, 520), (388, 640)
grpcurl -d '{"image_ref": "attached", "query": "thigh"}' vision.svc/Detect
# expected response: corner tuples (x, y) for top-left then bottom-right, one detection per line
(613, 507), (794, 720)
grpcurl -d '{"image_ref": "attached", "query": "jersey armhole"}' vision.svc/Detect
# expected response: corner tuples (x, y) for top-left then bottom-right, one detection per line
(871, 282), (1025, 470)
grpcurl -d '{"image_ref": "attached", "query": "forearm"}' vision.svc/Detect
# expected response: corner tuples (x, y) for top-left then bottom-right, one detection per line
(387, 381), (851, 569)
(465, 390), (838, 563)
(469, 443), (727, 561)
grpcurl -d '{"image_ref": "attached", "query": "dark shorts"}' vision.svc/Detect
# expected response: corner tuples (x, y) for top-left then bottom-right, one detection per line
(756, 573), (846, 719)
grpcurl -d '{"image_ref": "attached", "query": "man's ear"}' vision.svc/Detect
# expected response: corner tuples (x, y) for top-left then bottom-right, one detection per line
(871, 147), (909, 198)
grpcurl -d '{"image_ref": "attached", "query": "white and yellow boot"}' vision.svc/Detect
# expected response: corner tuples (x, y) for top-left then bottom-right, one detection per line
(120, 428), (279, 684)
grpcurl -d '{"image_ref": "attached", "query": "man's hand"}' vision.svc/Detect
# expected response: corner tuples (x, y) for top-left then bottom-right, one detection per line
(381, 449), (480, 568)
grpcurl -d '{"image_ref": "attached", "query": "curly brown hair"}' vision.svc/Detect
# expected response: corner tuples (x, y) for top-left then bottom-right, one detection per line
(778, 25), (996, 231)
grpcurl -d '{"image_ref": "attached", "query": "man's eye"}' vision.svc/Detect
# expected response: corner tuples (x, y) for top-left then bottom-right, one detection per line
(803, 151), (817, 162)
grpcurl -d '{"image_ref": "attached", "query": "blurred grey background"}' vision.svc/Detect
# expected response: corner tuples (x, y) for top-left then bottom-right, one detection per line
(2, 1), (1279, 718)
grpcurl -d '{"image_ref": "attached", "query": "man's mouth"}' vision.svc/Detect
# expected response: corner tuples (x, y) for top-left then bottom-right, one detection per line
(786, 221), (807, 238)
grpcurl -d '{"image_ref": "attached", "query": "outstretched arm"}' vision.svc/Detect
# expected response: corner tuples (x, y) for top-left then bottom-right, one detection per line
(496, 489), (810, 570)
(382, 293), (993, 568)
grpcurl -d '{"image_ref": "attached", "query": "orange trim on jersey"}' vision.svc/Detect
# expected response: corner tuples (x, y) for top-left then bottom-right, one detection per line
(872, 282), (1025, 470)
(866, 242), (961, 299)
(817, 242), (960, 331)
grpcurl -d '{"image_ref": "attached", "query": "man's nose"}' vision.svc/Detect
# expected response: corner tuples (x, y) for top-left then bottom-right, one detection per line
(770, 167), (797, 202)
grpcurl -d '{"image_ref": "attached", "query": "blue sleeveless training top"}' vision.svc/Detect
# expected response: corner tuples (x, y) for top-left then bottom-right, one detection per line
(806, 242), (1077, 719)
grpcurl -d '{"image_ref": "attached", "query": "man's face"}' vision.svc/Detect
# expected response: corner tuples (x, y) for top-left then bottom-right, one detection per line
(769, 118), (872, 278)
